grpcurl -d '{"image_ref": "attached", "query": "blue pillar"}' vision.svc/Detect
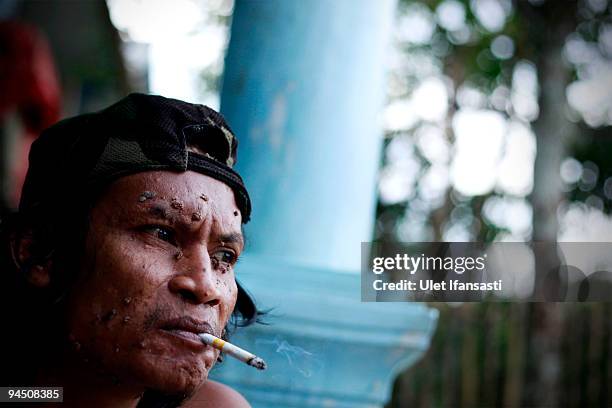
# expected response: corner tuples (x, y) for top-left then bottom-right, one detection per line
(221, 0), (396, 271)
(212, 1), (438, 406)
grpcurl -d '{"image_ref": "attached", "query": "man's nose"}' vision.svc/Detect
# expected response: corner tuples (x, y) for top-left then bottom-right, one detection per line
(168, 249), (221, 306)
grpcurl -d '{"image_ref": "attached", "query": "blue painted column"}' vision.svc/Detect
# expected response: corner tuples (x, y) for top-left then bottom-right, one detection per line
(212, 1), (438, 407)
(221, 0), (395, 271)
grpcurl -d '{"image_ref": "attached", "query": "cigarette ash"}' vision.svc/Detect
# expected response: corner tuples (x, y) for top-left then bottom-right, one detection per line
(256, 337), (322, 378)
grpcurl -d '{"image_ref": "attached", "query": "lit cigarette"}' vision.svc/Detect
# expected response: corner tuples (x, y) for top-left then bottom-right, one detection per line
(198, 333), (267, 370)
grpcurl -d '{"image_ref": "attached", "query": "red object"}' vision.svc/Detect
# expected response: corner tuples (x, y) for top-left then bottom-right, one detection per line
(0, 21), (61, 206)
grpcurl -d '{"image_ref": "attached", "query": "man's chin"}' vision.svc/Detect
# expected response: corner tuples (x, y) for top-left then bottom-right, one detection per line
(149, 375), (207, 396)
(119, 335), (218, 394)
(131, 357), (210, 396)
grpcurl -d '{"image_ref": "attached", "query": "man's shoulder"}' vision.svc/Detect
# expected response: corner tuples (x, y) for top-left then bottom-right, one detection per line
(182, 380), (251, 408)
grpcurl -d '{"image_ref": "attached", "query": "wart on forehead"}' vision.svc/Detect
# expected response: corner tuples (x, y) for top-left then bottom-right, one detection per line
(148, 204), (169, 220)
(141, 199), (199, 225)
(106, 172), (239, 222)
(138, 191), (156, 202)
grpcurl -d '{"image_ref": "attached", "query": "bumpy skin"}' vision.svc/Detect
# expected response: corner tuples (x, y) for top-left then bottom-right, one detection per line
(57, 170), (243, 400)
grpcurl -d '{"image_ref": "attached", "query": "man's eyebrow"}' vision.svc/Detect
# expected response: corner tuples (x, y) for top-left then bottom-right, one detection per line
(140, 205), (243, 244)
(147, 204), (170, 220)
(217, 232), (244, 246)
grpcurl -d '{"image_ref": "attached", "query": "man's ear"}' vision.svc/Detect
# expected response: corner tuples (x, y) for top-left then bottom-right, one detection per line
(10, 230), (52, 288)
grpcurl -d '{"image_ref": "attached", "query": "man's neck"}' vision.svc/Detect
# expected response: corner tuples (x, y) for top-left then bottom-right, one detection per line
(35, 355), (144, 408)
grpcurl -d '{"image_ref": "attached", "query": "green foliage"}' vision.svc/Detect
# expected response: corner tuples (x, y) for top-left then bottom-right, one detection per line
(378, 0), (612, 243)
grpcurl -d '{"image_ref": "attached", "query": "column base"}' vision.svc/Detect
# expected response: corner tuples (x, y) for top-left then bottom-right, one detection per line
(211, 255), (439, 407)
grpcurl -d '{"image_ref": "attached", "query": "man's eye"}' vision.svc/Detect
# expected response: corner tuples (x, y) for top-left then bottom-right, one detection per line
(143, 226), (177, 245)
(211, 250), (237, 267)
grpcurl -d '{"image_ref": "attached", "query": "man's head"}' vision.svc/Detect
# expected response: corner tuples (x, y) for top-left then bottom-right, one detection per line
(2, 94), (256, 397)
(64, 170), (242, 393)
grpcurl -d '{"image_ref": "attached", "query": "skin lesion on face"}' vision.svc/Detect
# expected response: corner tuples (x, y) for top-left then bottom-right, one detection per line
(59, 170), (243, 396)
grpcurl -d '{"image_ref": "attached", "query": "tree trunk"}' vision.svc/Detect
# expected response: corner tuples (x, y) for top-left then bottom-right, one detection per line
(518, 1), (577, 406)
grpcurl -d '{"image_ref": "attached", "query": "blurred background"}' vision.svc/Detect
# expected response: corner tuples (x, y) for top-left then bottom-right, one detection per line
(0, 0), (610, 406)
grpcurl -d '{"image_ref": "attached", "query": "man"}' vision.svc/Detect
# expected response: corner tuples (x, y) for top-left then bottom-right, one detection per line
(0, 94), (260, 407)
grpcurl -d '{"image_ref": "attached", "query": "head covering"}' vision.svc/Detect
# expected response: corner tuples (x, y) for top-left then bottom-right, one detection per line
(19, 93), (251, 222)
(17, 93), (256, 323)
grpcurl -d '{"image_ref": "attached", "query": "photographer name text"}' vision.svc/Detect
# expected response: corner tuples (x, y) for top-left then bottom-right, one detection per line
(370, 254), (502, 292)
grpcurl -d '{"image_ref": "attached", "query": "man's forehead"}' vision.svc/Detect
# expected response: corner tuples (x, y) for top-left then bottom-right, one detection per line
(101, 171), (242, 223)
(109, 171), (236, 203)
(135, 171), (235, 194)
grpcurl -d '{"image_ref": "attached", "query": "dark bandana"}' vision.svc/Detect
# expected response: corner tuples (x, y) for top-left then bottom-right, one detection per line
(19, 93), (251, 222)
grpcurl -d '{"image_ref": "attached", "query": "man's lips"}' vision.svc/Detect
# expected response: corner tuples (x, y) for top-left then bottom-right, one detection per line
(157, 316), (218, 348)
(162, 329), (202, 343)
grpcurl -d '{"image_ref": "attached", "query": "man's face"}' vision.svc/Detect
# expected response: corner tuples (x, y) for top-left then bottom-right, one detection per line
(63, 171), (243, 394)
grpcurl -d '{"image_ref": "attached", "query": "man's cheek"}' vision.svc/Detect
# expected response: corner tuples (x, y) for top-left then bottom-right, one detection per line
(66, 275), (155, 355)
(99, 242), (173, 292)
(221, 278), (239, 320)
